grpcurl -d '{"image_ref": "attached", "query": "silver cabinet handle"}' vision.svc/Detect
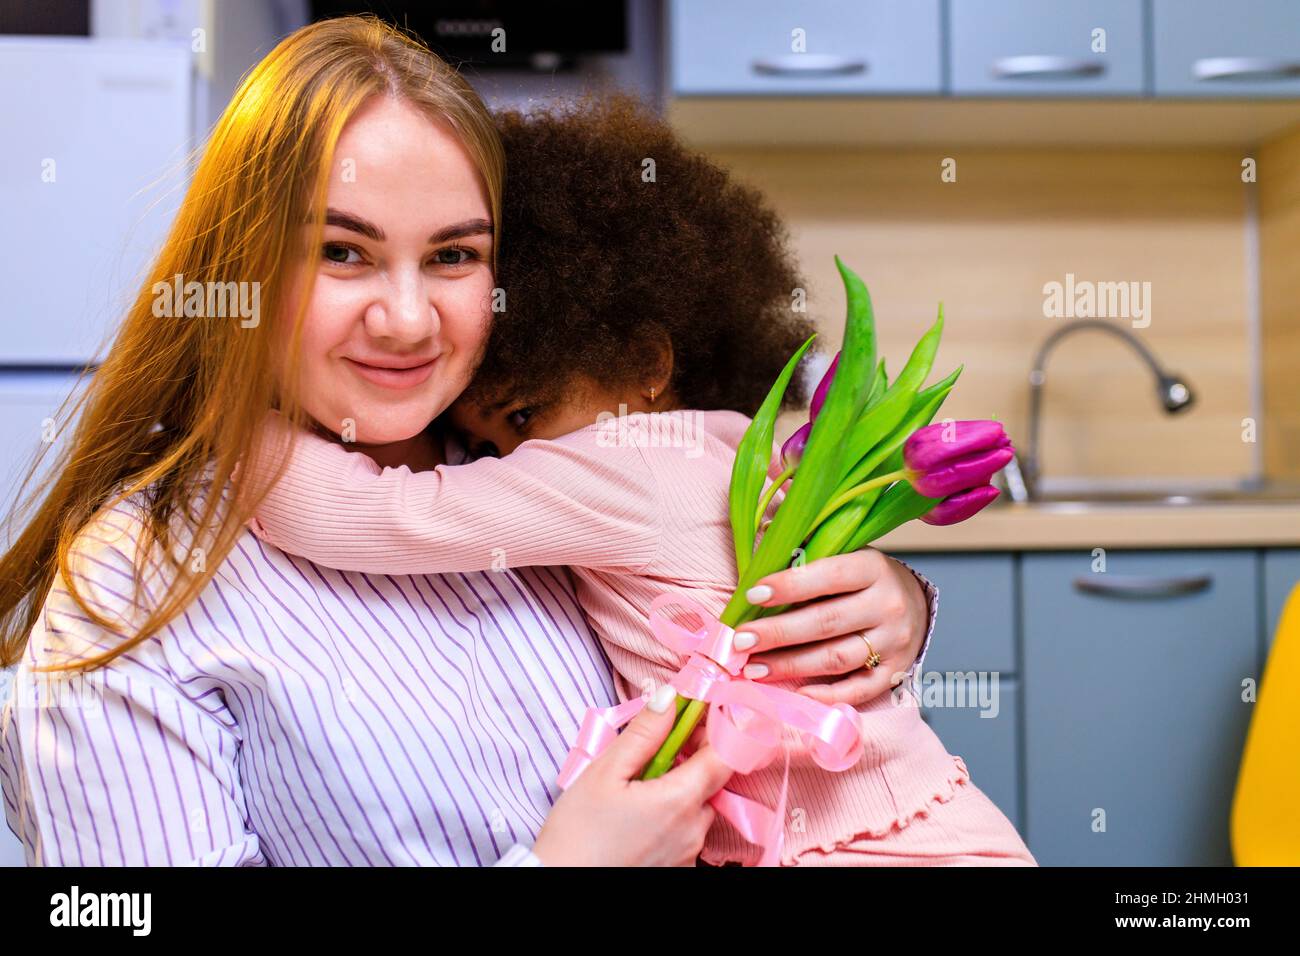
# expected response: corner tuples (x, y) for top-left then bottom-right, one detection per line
(752, 54), (867, 77)
(1072, 574), (1213, 598)
(991, 55), (1105, 80)
(1193, 57), (1300, 82)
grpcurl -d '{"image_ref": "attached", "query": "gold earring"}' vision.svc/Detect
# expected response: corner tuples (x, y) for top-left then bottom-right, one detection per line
(649, 386), (657, 402)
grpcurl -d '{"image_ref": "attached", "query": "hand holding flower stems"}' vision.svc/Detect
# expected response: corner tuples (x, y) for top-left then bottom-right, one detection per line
(640, 257), (1013, 780)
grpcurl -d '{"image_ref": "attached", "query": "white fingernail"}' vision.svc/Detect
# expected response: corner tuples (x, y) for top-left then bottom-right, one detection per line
(648, 684), (676, 713)
(743, 663), (769, 680)
(746, 585), (773, 604)
(733, 631), (758, 651)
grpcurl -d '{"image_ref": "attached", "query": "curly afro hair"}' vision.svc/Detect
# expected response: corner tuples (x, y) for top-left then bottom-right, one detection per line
(459, 92), (818, 417)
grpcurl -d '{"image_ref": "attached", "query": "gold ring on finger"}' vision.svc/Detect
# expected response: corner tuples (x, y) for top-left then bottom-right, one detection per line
(857, 632), (882, 670)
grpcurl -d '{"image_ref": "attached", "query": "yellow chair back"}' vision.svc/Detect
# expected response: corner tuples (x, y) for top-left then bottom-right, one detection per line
(1232, 583), (1300, 865)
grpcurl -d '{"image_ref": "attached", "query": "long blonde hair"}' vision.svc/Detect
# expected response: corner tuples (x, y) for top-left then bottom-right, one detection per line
(0, 16), (504, 670)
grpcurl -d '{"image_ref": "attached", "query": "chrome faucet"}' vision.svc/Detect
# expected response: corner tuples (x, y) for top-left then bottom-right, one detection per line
(1020, 319), (1195, 499)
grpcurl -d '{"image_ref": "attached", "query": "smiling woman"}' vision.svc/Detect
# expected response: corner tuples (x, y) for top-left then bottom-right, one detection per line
(0, 15), (942, 868)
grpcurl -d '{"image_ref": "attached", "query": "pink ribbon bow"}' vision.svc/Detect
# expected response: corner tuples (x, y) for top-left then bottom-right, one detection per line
(556, 593), (864, 866)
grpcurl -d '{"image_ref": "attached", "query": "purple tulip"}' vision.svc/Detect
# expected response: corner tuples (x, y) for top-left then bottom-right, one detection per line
(904, 420), (1014, 499)
(781, 421), (812, 472)
(809, 352), (840, 421)
(921, 484), (1001, 526)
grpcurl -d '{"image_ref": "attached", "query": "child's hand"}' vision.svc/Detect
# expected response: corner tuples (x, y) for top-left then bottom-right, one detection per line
(726, 548), (930, 707)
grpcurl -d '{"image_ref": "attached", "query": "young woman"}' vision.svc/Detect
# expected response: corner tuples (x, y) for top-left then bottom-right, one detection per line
(0, 17), (936, 866)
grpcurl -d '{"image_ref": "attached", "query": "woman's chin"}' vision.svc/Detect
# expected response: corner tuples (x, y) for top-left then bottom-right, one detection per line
(308, 403), (441, 447)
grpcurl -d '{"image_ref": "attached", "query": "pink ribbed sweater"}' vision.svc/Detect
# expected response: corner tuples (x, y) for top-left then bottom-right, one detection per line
(248, 409), (972, 865)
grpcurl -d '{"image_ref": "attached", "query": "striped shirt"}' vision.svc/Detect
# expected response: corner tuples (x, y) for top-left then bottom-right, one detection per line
(0, 492), (618, 866)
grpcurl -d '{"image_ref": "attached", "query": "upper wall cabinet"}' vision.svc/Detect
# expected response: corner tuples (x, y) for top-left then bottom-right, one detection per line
(670, 1), (1300, 105)
(669, 0), (942, 96)
(949, 0), (1143, 96)
(1153, 0), (1300, 98)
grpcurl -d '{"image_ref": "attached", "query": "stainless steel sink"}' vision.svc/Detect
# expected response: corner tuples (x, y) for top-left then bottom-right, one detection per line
(1023, 480), (1300, 508)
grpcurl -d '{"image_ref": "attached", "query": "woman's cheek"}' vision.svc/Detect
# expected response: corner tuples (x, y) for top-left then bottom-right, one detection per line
(442, 272), (495, 378)
(293, 284), (366, 420)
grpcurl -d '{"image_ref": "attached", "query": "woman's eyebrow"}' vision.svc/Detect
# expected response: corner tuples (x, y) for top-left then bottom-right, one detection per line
(319, 212), (491, 245)
(324, 208), (384, 241)
(429, 219), (493, 244)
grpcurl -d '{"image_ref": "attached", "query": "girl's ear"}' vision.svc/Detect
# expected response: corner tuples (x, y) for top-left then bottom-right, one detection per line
(638, 324), (675, 398)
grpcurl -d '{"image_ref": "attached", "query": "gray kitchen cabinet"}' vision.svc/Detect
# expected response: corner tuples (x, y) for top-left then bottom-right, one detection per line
(1022, 550), (1257, 866)
(923, 679), (1022, 834)
(896, 553), (1020, 832)
(896, 553), (1017, 674)
(949, 0), (1144, 96)
(669, 0), (942, 96)
(1152, 0), (1300, 98)
(1262, 549), (1300, 649)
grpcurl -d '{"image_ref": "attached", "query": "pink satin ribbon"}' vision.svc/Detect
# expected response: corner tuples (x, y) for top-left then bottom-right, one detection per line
(556, 593), (864, 866)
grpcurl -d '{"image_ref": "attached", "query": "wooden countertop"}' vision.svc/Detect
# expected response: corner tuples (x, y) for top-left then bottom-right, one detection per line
(876, 501), (1300, 552)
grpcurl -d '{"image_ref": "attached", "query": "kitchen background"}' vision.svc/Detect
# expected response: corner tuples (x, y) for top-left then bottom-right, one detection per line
(1, 0), (1298, 867)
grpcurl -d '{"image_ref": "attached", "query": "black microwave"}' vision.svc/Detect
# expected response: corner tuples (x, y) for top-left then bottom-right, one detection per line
(309, 1), (628, 69)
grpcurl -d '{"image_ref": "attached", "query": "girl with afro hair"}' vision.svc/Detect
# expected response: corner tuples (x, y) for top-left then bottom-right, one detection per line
(249, 94), (1035, 867)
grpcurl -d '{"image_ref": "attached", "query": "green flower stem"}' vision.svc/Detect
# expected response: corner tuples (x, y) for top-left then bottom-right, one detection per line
(640, 601), (765, 780)
(810, 469), (910, 529)
(752, 467), (794, 534)
(641, 697), (708, 779)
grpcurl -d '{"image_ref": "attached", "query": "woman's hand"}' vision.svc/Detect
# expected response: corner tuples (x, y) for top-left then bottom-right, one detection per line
(731, 548), (931, 707)
(532, 686), (734, 866)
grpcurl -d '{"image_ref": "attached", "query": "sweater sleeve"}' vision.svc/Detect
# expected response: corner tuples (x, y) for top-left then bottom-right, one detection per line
(246, 414), (662, 575)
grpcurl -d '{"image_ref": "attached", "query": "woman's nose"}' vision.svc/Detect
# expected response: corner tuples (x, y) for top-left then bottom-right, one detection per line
(364, 266), (438, 343)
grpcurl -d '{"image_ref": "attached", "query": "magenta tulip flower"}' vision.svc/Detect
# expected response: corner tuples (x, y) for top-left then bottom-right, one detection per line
(809, 352), (840, 421)
(921, 484), (1001, 526)
(781, 421), (812, 471)
(903, 420), (1014, 499)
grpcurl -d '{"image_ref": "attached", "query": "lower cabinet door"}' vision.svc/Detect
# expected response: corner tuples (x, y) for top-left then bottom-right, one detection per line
(922, 677), (1022, 835)
(893, 553), (1017, 674)
(1262, 549), (1300, 651)
(1022, 550), (1257, 866)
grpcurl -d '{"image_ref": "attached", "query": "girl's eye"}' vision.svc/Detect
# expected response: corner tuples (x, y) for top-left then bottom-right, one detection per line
(322, 243), (362, 265)
(507, 407), (534, 430)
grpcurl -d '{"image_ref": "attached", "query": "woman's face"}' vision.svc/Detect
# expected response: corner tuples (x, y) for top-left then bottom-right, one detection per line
(281, 96), (495, 447)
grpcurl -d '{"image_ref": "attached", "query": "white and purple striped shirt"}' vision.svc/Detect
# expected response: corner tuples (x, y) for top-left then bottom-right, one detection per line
(0, 494), (617, 866)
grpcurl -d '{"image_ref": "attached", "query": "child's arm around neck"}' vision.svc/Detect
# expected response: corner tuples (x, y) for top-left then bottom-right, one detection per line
(242, 410), (663, 575)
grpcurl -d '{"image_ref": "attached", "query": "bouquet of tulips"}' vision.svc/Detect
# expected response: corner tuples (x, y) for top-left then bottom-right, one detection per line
(641, 256), (1012, 779)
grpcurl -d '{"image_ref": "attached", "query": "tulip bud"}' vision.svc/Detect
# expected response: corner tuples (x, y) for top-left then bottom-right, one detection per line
(921, 484), (1001, 526)
(809, 352), (840, 421)
(904, 420), (1014, 499)
(781, 421), (812, 472)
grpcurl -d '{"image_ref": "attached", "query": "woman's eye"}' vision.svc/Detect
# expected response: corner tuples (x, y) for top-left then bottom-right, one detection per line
(507, 407), (534, 430)
(322, 243), (362, 265)
(433, 247), (476, 266)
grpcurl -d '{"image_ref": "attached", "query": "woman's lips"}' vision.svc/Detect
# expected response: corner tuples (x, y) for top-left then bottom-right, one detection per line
(344, 355), (439, 390)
